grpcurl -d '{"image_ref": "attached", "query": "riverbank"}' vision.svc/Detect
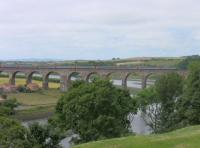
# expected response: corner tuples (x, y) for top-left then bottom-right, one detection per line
(13, 105), (54, 121)
(5, 89), (61, 121)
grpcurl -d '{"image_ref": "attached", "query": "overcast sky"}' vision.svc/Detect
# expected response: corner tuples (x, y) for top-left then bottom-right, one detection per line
(0, 0), (200, 60)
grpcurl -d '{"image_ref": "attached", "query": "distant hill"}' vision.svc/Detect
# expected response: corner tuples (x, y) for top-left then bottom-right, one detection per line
(0, 57), (186, 68)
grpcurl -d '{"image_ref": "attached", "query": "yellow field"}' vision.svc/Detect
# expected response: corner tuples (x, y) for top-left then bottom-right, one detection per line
(0, 77), (61, 106)
(0, 77), (60, 89)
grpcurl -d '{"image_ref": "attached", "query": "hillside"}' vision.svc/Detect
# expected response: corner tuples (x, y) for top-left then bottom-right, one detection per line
(0, 57), (184, 68)
(73, 126), (200, 148)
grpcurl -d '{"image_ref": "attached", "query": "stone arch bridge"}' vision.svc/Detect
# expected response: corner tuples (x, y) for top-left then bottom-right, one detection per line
(0, 66), (187, 91)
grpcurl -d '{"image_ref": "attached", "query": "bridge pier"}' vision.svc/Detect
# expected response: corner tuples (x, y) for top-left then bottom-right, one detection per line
(122, 78), (127, 88)
(9, 73), (15, 85)
(42, 76), (49, 90)
(60, 75), (68, 92)
(142, 75), (147, 89)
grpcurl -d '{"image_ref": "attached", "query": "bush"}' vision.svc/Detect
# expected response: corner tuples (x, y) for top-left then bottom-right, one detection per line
(17, 85), (28, 93)
(0, 98), (19, 116)
(50, 79), (137, 143)
(0, 117), (63, 148)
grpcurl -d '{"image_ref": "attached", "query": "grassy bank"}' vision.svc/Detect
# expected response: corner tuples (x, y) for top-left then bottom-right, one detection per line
(8, 89), (61, 106)
(8, 89), (62, 121)
(13, 105), (54, 121)
(2, 88), (62, 121)
(73, 126), (200, 148)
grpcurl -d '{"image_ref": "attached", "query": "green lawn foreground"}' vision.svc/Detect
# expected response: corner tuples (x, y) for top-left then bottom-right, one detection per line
(73, 126), (200, 148)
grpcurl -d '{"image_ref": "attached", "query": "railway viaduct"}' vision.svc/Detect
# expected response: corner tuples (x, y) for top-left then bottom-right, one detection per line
(0, 66), (187, 91)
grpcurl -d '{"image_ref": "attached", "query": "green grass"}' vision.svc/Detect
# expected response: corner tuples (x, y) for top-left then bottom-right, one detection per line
(0, 77), (61, 106)
(8, 89), (62, 121)
(8, 89), (62, 106)
(73, 126), (200, 148)
(0, 76), (63, 120)
(116, 58), (182, 67)
(13, 105), (55, 121)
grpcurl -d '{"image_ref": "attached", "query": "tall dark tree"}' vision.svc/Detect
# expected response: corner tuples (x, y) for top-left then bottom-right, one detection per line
(177, 62), (200, 125)
(50, 79), (137, 143)
(136, 73), (183, 133)
(155, 72), (183, 132)
(136, 86), (161, 133)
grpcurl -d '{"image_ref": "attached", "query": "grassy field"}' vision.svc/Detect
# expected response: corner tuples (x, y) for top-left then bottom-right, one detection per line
(8, 89), (62, 121)
(0, 77), (60, 88)
(116, 58), (182, 67)
(0, 77), (61, 106)
(0, 77), (62, 120)
(73, 126), (200, 148)
(13, 105), (55, 121)
(9, 89), (61, 106)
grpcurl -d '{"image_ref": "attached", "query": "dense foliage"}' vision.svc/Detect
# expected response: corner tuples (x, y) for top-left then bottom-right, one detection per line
(136, 72), (183, 133)
(0, 98), (19, 116)
(0, 116), (63, 148)
(136, 86), (161, 133)
(155, 72), (183, 132)
(28, 123), (63, 148)
(0, 116), (32, 148)
(51, 79), (137, 143)
(176, 62), (200, 125)
(177, 55), (200, 69)
(0, 94), (63, 147)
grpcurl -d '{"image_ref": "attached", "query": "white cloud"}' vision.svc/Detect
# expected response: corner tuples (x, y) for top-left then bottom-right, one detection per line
(0, 0), (199, 59)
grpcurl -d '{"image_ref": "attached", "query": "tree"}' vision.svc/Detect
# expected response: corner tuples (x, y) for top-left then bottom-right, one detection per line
(136, 87), (161, 133)
(0, 116), (32, 148)
(0, 98), (19, 116)
(50, 79), (137, 143)
(155, 72), (183, 132)
(177, 55), (200, 69)
(136, 73), (183, 133)
(0, 116), (63, 148)
(177, 62), (200, 125)
(29, 123), (63, 148)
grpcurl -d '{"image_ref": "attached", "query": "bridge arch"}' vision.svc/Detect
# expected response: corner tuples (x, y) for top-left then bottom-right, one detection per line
(43, 71), (61, 89)
(122, 72), (142, 89)
(106, 72), (123, 86)
(86, 72), (100, 82)
(66, 72), (83, 88)
(10, 71), (28, 86)
(143, 72), (172, 89)
(27, 71), (43, 87)
(68, 72), (83, 81)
